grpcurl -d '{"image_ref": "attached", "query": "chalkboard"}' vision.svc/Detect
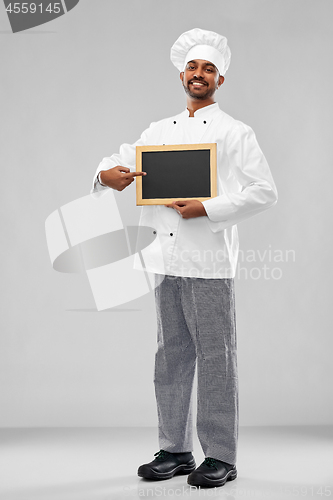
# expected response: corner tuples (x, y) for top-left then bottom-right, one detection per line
(136, 143), (217, 205)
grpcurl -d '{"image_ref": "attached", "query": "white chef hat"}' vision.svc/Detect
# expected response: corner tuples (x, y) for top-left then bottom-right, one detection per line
(170, 28), (231, 76)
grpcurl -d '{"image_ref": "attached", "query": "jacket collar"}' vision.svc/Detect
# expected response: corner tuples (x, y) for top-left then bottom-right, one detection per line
(184, 102), (220, 118)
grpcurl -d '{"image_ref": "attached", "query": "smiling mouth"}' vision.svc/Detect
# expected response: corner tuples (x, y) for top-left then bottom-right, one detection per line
(189, 81), (207, 87)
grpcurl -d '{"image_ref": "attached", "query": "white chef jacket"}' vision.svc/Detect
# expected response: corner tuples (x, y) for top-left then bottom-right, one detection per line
(92, 103), (277, 279)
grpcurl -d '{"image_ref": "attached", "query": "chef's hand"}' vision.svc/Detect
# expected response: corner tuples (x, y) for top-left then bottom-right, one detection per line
(100, 166), (146, 191)
(165, 200), (207, 219)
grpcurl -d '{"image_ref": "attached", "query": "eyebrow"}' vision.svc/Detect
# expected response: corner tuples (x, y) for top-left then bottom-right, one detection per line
(187, 60), (217, 69)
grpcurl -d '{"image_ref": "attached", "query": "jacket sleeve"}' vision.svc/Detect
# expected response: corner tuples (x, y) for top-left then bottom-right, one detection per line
(202, 121), (278, 231)
(90, 123), (156, 193)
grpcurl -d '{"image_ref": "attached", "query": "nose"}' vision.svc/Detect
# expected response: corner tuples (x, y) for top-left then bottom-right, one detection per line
(193, 67), (204, 79)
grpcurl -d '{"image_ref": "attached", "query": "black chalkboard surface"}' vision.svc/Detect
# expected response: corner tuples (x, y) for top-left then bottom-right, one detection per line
(136, 143), (217, 205)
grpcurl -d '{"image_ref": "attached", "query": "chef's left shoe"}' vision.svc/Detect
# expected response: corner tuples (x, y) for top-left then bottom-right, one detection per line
(187, 457), (237, 488)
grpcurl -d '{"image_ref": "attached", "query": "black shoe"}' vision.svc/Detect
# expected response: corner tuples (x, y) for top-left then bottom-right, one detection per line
(187, 457), (237, 488)
(137, 449), (196, 480)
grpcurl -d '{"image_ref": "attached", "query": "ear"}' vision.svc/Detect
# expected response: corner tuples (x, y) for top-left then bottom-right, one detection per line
(218, 75), (225, 87)
(180, 72), (184, 83)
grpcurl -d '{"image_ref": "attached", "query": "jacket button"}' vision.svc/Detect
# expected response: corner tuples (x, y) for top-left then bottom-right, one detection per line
(153, 231), (156, 234)
(203, 120), (206, 124)
(170, 233), (173, 236)
(173, 121), (176, 124)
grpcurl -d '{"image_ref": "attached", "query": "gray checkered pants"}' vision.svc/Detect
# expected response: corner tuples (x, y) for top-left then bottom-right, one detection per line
(154, 275), (238, 465)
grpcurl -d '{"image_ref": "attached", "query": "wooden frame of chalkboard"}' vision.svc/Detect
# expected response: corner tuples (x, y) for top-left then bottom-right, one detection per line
(136, 143), (217, 205)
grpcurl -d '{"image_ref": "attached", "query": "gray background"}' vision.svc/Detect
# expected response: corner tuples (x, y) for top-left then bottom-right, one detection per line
(1, 0), (332, 428)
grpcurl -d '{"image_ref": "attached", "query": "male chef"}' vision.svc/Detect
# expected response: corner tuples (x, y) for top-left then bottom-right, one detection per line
(92, 28), (277, 488)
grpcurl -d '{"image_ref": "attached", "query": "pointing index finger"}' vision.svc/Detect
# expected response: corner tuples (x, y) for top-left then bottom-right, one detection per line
(130, 171), (147, 177)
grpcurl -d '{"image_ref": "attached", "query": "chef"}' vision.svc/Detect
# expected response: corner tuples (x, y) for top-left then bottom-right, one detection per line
(92, 28), (277, 489)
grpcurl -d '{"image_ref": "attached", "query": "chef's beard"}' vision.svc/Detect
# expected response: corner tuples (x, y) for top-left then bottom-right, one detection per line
(182, 80), (216, 100)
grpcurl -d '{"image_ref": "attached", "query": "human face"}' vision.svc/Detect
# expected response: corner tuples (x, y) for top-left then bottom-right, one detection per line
(180, 59), (224, 100)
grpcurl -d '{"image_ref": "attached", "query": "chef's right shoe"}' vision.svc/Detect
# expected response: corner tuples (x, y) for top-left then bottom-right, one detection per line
(137, 449), (196, 480)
